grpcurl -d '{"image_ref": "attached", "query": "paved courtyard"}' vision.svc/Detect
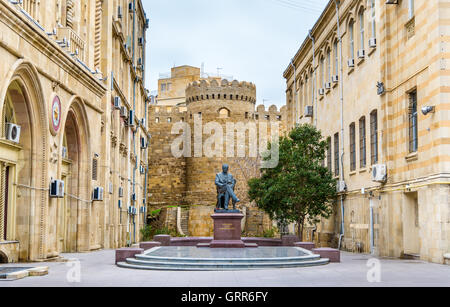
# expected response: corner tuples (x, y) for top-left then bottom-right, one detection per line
(0, 249), (449, 287)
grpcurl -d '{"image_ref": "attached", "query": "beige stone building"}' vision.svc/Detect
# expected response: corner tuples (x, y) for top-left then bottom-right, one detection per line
(148, 66), (286, 237)
(284, 0), (449, 264)
(0, 0), (150, 263)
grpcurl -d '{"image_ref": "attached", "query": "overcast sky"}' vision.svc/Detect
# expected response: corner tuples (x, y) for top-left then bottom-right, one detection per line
(143, 0), (329, 108)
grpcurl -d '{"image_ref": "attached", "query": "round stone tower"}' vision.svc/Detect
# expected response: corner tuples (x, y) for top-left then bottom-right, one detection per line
(184, 79), (258, 206)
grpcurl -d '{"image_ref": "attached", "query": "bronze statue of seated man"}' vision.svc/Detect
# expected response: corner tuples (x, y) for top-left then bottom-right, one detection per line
(215, 164), (241, 211)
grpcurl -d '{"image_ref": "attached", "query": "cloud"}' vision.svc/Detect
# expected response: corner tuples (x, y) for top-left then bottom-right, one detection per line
(144, 0), (328, 107)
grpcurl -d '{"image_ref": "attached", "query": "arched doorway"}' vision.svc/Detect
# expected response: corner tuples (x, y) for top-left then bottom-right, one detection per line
(0, 61), (48, 261)
(0, 250), (8, 263)
(59, 99), (90, 253)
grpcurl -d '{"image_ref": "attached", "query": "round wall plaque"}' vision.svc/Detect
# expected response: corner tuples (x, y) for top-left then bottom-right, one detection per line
(50, 95), (62, 135)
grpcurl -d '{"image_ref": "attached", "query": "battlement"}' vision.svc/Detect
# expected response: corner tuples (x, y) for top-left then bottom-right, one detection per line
(186, 79), (257, 104)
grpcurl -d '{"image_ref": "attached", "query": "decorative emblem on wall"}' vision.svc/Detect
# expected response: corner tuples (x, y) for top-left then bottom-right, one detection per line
(50, 95), (62, 136)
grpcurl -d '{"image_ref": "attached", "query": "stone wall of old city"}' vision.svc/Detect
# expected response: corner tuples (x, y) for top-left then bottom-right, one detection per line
(148, 79), (286, 236)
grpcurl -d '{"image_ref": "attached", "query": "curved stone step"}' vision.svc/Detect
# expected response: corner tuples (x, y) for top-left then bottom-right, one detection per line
(117, 258), (329, 271)
(135, 253), (321, 264)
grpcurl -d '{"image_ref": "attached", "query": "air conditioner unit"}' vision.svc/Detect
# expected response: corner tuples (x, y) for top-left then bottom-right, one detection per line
(62, 146), (68, 159)
(337, 180), (347, 193)
(140, 206), (146, 213)
(5, 123), (21, 143)
(133, 207), (138, 215)
(131, 193), (137, 201)
(372, 164), (387, 183)
(128, 206), (133, 215)
(114, 96), (121, 109)
(357, 49), (365, 59)
(120, 106), (127, 118)
(141, 118), (146, 127)
(305, 106), (313, 118)
(332, 75), (339, 83)
(93, 187), (104, 201)
(50, 180), (65, 198)
(119, 187), (124, 198)
(140, 165), (145, 174)
(318, 88), (325, 95)
(348, 58), (355, 67)
(369, 38), (377, 48)
(325, 82), (331, 89)
(118, 200), (123, 209)
(117, 6), (123, 19)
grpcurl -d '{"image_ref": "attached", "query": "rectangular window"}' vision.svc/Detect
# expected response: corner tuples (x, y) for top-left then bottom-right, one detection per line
(359, 117), (367, 168)
(334, 133), (340, 177)
(408, 92), (418, 153)
(327, 50), (331, 83)
(161, 83), (166, 92)
(350, 123), (356, 171)
(320, 57), (325, 87)
(370, 0), (376, 38)
(371, 110), (379, 164)
(327, 137), (332, 172)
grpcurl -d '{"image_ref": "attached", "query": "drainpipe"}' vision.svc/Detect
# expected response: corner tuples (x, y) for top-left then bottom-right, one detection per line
(369, 197), (374, 254)
(334, 0), (345, 250)
(289, 59), (297, 126)
(132, 0), (137, 243)
(308, 30), (317, 127)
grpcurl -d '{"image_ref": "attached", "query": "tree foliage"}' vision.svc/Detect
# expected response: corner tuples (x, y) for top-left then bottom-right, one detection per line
(248, 124), (337, 236)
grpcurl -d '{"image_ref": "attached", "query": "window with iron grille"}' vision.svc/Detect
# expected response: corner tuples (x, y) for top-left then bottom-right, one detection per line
(408, 92), (418, 153)
(359, 117), (366, 168)
(334, 133), (339, 177)
(370, 110), (379, 164)
(350, 123), (356, 171)
(92, 158), (98, 181)
(327, 137), (332, 172)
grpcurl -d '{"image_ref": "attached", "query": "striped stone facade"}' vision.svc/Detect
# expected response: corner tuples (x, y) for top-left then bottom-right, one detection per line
(284, 0), (449, 264)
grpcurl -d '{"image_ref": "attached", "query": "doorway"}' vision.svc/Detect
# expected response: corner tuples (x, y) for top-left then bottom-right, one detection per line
(403, 192), (420, 256)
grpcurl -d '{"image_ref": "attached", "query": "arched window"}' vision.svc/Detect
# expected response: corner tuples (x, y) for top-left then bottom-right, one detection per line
(326, 49), (331, 83)
(349, 20), (355, 59)
(359, 9), (365, 50)
(369, 0), (376, 39)
(218, 108), (230, 119)
(320, 56), (325, 88)
(333, 40), (339, 77)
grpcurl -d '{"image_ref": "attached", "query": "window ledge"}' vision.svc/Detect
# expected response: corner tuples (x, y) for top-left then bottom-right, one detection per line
(368, 47), (376, 56)
(319, 95), (324, 101)
(348, 67), (354, 75)
(357, 57), (365, 66)
(325, 88), (331, 95)
(406, 152), (418, 163)
(332, 82), (338, 88)
(349, 171), (357, 176)
(359, 168), (368, 173)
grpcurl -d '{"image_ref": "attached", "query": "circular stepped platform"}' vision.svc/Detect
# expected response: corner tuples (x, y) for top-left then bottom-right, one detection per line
(117, 246), (329, 271)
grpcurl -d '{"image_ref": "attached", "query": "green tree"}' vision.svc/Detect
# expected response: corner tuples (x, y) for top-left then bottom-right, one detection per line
(248, 124), (337, 237)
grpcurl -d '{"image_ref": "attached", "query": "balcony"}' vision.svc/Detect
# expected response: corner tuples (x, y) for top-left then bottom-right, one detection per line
(57, 27), (86, 62)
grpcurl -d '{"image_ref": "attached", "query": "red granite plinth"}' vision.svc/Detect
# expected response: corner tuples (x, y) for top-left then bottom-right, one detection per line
(139, 241), (162, 250)
(153, 235), (171, 246)
(281, 235), (301, 246)
(115, 248), (144, 264)
(313, 248), (341, 263)
(208, 213), (248, 249)
(294, 242), (316, 251)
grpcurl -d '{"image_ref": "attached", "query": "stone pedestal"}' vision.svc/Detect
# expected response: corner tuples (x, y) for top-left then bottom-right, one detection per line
(197, 213), (257, 248)
(153, 235), (172, 246)
(294, 242), (316, 251)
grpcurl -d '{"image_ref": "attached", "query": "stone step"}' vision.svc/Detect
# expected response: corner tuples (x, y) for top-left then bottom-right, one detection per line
(118, 258), (329, 271)
(134, 253), (321, 264)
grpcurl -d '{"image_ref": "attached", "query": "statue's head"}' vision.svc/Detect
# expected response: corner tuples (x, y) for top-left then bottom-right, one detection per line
(222, 164), (229, 174)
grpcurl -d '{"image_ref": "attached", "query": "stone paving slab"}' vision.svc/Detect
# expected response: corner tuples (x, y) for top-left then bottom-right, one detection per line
(0, 249), (448, 287)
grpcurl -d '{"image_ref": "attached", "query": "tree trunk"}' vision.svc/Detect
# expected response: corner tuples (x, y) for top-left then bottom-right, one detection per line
(297, 217), (305, 241)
